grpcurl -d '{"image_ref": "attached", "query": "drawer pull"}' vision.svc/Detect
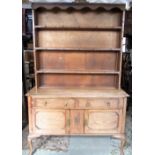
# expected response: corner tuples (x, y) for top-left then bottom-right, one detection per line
(86, 102), (90, 107)
(74, 116), (80, 125)
(107, 102), (110, 107)
(65, 103), (68, 107)
(44, 101), (47, 106)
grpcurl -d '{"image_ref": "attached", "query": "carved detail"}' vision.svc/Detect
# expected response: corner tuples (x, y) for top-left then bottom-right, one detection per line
(31, 3), (125, 11)
(74, 114), (80, 125)
(28, 138), (32, 155)
(112, 134), (126, 155)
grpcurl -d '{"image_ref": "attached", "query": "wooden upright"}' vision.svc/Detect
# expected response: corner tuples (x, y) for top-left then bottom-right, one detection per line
(26, 2), (128, 155)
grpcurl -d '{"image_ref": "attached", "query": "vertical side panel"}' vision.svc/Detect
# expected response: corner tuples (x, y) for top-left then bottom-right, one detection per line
(32, 9), (38, 92)
(28, 96), (33, 133)
(118, 11), (125, 89)
(121, 98), (127, 133)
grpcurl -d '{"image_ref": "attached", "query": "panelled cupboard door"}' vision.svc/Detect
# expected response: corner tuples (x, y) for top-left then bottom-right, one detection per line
(84, 110), (122, 134)
(33, 109), (69, 135)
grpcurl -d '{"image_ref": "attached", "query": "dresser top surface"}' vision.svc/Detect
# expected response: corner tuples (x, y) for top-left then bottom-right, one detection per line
(26, 87), (128, 98)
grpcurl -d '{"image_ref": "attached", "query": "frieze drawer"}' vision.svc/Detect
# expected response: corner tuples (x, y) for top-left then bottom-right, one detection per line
(33, 98), (75, 109)
(78, 98), (122, 109)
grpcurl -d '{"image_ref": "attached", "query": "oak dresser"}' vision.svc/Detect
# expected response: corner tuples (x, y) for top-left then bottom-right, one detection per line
(26, 2), (128, 155)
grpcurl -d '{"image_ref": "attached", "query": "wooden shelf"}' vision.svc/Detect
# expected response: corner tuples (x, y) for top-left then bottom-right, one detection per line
(38, 85), (118, 90)
(36, 69), (119, 75)
(35, 25), (122, 31)
(35, 47), (121, 52)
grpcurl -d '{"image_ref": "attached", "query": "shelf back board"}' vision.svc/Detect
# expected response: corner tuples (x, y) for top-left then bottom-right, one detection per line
(36, 50), (119, 71)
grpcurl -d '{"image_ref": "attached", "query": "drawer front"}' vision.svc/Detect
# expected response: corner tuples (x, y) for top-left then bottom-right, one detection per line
(33, 98), (75, 109)
(32, 98), (122, 109)
(78, 98), (122, 109)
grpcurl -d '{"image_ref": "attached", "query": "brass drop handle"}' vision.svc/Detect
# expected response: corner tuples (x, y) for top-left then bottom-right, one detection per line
(44, 101), (47, 106)
(66, 111), (70, 128)
(74, 115), (80, 125)
(65, 102), (68, 107)
(107, 102), (110, 107)
(86, 101), (90, 107)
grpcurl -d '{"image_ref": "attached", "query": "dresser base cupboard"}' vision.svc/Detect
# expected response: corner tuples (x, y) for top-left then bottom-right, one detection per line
(27, 2), (128, 155)
(27, 88), (128, 155)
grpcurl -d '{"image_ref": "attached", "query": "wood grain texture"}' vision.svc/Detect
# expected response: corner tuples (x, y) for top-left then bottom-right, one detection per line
(77, 98), (121, 109)
(28, 96), (33, 133)
(32, 5), (124, 90)
(36, 10), (122, 28)
(36, 51), (119, 71)
(37, 30), (120, 49)
(33, 98), (75, 109)
(29, 96), (126, 135)
(70, 110), (84, 134)
(27, 87), (129, 98)
(32, 10), (38, 92)
(121, 98), (127, 133)
(38, 74), (118, 88)
(118, 10), (126, 89)
(85, 110), (120, 134)
(34, 109), (66, 134)
(27, 4), (128, 155)
(32, 3), (125, 11)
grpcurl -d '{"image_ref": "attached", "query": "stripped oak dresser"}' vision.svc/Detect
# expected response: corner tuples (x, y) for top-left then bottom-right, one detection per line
(26, 2), (128, 155)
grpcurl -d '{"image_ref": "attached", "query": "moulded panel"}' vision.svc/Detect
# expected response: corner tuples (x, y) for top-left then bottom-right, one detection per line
(85, 110), (120, 134)
(35, 110), (66, 134)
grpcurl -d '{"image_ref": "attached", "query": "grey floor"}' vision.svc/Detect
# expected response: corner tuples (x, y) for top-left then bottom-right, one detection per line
(22, 108), (132, 155)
